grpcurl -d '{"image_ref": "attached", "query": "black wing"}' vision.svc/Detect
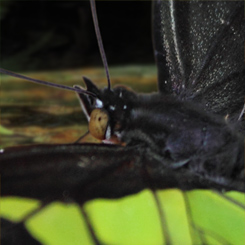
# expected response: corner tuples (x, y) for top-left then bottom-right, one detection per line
(1, 143), (244, 203)
(153, 0), (245, 118)
(0, 144), (144, 202)
(1, 143), (244, 244)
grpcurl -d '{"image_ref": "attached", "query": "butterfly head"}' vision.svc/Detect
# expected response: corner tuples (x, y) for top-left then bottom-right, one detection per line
(74, 77), (137, 142)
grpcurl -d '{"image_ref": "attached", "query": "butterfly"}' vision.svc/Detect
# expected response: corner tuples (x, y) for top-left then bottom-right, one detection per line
(0, 0), (244, 244)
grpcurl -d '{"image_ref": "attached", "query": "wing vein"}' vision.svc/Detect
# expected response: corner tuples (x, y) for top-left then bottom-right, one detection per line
(169, 1), (186, 90)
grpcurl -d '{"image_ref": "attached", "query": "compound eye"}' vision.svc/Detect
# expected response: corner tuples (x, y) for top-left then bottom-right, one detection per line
(89, 109), (109, 140)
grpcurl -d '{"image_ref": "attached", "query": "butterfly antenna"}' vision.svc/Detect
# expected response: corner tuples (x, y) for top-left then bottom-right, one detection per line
(0, 68), (97, 97)
(90, 0), (111, 90)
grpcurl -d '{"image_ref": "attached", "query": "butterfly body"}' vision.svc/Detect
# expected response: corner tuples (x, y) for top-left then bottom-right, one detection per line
(1, 77), (244, 203)
(73, 75), (245, 192)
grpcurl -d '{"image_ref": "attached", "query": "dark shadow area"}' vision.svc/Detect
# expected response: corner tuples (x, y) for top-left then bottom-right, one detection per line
(1, 0), (154, 71)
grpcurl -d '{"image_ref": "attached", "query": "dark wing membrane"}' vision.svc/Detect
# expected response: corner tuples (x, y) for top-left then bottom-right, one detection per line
(0, 142), (244, 204)
(153, 0), (245, 118)
(0, 144), (145, 202)
(1, 218), (41, 245)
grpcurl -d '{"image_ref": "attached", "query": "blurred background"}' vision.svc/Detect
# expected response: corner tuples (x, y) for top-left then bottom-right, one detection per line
(1, 0), (154, 71)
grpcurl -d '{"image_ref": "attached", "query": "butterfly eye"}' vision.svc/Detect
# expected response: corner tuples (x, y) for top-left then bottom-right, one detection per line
(89, 109), (109, 140)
